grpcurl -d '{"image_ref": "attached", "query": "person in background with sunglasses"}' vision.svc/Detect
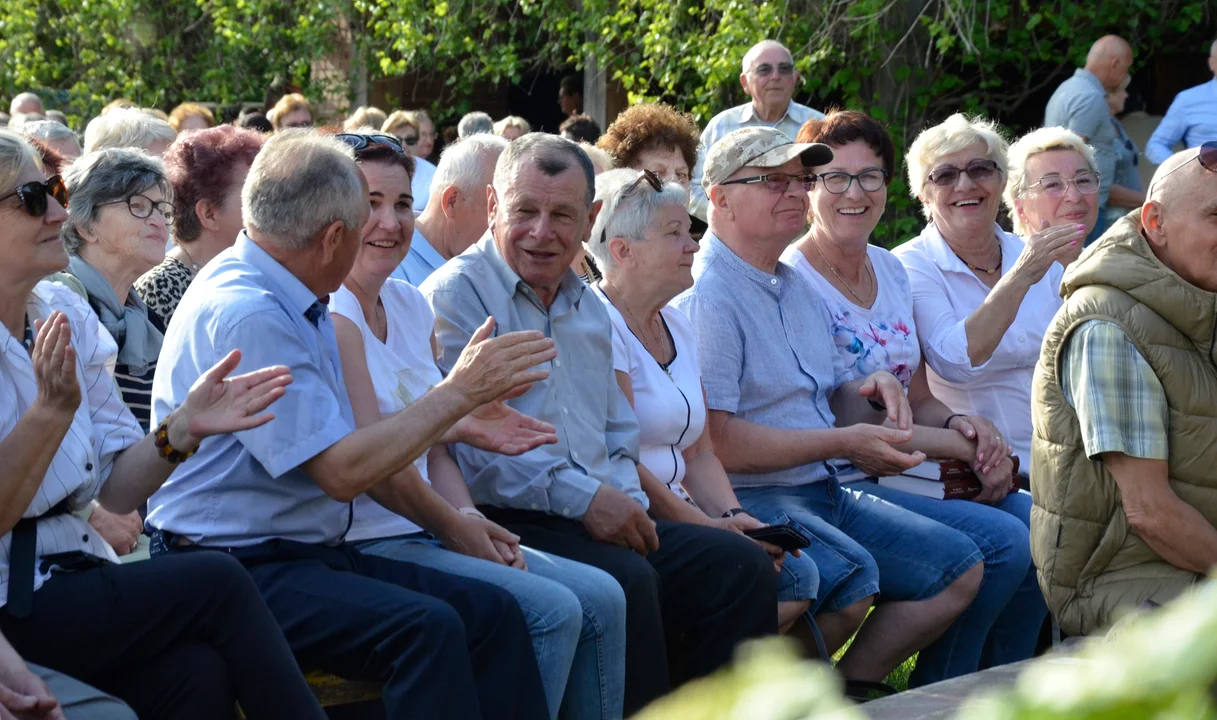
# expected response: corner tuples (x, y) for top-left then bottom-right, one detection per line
(674, 125), (983, 687)
(1031, 142), (1217, 637)
(785, 110), (1046, 685)
(688, 40), (825, 222)
(383, 110), (438, 212)
(0, 129), (328, 720)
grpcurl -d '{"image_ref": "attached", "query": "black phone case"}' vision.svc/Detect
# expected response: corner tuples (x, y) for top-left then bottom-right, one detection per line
(742, 524), (811, 551)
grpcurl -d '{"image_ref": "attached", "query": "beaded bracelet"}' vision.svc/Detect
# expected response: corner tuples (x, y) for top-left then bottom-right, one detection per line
(154, 420), (198, 464)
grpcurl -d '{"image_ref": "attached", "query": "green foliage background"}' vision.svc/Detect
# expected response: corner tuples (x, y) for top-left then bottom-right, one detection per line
(0, 0), (1211, 243)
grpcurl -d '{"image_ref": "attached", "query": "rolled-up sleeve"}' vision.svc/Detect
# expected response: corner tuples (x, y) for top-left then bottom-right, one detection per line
(902, 260), (993, 384)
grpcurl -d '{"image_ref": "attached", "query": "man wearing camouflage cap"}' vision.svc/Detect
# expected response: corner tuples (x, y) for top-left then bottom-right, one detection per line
(673, 126), (986, 683)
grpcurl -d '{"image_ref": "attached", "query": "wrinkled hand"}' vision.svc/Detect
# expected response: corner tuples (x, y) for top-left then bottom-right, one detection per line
(0, 666), (64, 720)
(858, 371), (911, 430)
(448, 317), (557, 408)
(171, 349), (292, 449)
(947, 415), (1012, 473)
(584, 485), (658, 556)
(439, 512), (526, 570)
(453, 399), (559, 456)
(972, 455), (1014, 505)
(1013, 220), (1085, 284)
(711, 514), (789, 571)
(845, 424), (925, 477)
(88, 507), (142, 557)
(30, 312), (80, 417)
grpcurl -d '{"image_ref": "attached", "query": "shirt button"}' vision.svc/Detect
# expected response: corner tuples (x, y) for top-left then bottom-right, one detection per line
(562, 507), (571, 517)
(562, 407), (569, 415)
(85, 462), (93, 471)
(554, 359), (562, 368)
(530, 503), (539, 510)
(1018, 335), (1026, 343)
(770, 279), (778, 286)
(571, 451), (579, 461)
(81, 535), (89, 542)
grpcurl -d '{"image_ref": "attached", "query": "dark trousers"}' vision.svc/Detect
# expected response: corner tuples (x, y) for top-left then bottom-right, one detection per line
(483, 510), (778, 715)
(0, 552), (325, 720)
(170, 539), (548, 720)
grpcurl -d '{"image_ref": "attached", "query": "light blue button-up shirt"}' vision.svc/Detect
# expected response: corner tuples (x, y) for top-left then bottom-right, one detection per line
(147, 233), (356, 547)
(671, 234), (848, 488)
(391, 226), (446, 286)
(689, 100), (825, 221)
(1146, 78), (1217, 165)
(421, 233), (646, 519)
(1044, 69), (1117, 208)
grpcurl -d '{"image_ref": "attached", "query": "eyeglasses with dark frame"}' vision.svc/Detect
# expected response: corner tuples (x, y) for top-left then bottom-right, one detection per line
(99, 194), (173, 223)
(720, 172), (816, 195)
(1150, 141), (1217, 191)
(600, 169), (663, 244)
(749, 63), (796, 78)
(926, 159), (1003, 188)
(815, 169), (889, 195)
(0, 175), (68, 217)
(400, 135), (419, 146)
(335, 133), (406, 154)
(1027, 171), (1101, 198)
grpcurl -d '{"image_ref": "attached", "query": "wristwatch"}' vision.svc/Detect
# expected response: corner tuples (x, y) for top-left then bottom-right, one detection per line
(721, 508), (749, 519)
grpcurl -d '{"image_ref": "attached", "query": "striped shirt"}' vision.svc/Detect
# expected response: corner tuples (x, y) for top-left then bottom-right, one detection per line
(114, 361), (155, 431)
(0, 282), (143, 609)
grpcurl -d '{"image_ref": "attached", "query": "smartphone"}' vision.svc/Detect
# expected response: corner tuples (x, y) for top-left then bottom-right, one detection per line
(743, 524), (811, 552)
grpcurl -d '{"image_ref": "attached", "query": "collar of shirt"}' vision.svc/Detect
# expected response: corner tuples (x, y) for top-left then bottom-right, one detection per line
(232, 232), (325, 320)
(738, 99), (812, 128)
(915, 222), (1024, 279)
(475, 232), (587, 312)
(699, 232), (794, 299)
(1073, 68), (1106, 95)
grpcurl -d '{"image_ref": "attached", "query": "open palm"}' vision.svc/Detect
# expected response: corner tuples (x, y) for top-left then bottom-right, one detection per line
(455, 399), (559, 456)
(179, 349), (293, 443)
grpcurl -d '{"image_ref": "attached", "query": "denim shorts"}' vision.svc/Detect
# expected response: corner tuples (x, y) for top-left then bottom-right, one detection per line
(736, 479), (983, 614)
(776, 547), (819, 604)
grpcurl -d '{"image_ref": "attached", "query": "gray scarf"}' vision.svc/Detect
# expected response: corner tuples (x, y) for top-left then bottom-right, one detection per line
(67, 255), (163, 376)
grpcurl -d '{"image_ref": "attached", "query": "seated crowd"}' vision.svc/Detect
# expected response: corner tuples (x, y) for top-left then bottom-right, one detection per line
(3, 35), (1217, 720)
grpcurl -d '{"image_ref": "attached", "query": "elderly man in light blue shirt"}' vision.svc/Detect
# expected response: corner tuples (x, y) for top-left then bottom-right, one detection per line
(393, 134), (508, 286)
(147, 131), (555, 720)
(423, 133), (778, 716)
(688, 40), (825, 221)
(1146, 40), (1217, 165)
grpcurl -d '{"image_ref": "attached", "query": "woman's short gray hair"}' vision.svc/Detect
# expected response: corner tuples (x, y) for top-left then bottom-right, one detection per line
(83, 107), (177, 154)
(61, 148), (170, 254)
(242, 131), (365, 250)
(585, 168), (689, 274)
(907, 113), (1010, 218)
(18, 120), (77, 145)
(1003, 127), (1098, 236)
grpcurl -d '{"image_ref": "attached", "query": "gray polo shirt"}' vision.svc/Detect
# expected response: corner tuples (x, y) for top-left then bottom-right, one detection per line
(1044, 68), (1117, 208)
(671, 234), (849, 488)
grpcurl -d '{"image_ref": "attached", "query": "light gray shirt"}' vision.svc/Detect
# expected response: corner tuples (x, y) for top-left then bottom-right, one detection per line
(421, 233), (646, 519)
(671, 234), (849, 488)
(1044, 68), (1117, 208)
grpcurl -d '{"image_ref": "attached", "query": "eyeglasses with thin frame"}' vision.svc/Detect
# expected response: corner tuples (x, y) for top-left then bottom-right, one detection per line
(720, 172), (815, 195)
(335, 133), (406, 154)
(1150, 141), (1217, 192)
(1027, 171), (1101, 198)
(749, 63), (796, 78)
(99, 194), (173, 223)
(815, 169), (889, 194)
(600, 169), (663, 244)
(0, 175), (68, 217)
(926, 159), (1003, 188)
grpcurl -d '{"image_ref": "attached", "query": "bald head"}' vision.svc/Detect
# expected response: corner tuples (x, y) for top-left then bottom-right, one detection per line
(1085, 35), (1133, 89)
(742, 40), (792, 74)
(1141, 147), (1217, 291)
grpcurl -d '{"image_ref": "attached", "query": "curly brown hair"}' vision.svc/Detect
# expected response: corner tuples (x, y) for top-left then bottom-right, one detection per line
(597, 103), (700, 173)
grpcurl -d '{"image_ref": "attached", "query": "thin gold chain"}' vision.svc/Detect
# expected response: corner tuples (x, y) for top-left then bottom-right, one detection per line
(811, 240), (875, 306)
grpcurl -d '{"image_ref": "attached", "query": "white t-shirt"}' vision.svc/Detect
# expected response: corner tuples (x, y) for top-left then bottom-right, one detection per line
(329, 279), (443, 541)
(593, 286), (706, 498)
(781, 243), (921, 389)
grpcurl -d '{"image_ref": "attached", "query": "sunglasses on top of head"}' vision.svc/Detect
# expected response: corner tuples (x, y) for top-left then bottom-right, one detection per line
(335, 133), (405, 153)
(1151, 141), (1217, 190)
(600, 170), (664, 244)
(0, 175), (68, 218)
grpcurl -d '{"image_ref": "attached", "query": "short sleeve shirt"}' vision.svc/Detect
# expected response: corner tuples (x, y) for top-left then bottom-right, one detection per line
(1044, 68), (1117, 206)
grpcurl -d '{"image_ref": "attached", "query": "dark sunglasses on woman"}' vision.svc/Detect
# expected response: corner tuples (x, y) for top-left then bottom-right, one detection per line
(334, 133), (405, 154)
(927, 159), (1002, 188)
(0, 174), (68, 217)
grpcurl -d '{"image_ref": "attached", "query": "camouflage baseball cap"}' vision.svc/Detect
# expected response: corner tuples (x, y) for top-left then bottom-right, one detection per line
(702, 126), (833, 190)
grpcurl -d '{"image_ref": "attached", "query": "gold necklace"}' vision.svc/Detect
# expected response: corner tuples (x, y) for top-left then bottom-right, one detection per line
(954, 239), (1002, 275)
(811, 240), (874, 306)
(601, 282), (671, 374)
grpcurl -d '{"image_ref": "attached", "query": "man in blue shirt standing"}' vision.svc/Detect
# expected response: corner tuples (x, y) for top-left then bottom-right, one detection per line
(148, 131), (554, 720)
(1146, 39), (1217, 165)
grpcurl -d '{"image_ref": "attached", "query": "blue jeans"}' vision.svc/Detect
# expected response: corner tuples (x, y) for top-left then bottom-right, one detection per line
(735, 479), (983, 615)
(851, 483), (1047, 686)
(355, 535), (626, 720)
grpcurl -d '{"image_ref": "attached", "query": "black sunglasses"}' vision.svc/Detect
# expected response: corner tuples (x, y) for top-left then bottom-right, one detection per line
(927, 159), (1002, 187)
(401, 135), (419, 146)
(0, 175), (68, 217)
(335, 133), (405, 154)
(600, 170), (663, 244)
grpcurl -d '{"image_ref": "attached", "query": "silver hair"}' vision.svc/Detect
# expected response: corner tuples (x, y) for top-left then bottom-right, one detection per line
(1003, 127), (1099, 236)
(585, 168), (688, 274)
(61, 148), (170, 254)
(906, 113), (1010, 219)
(18, 120), (78, 145)
(241, 131), (365, 251)
(741, 40), (791, 74)
(493, 115), (531, 136)
(8, 113), (46, 131)
(457, 111), (494, 140)
(431, 134), (508, 202)
(10, 92), (42, 115)
(83, 107), (177, 154)
(492, 133), (595, 208)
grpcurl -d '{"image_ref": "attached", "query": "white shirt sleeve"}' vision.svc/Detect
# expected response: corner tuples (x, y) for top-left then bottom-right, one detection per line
(899, 249), (994, 384)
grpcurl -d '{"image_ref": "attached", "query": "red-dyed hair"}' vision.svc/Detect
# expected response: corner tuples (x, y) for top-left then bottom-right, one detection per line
(164, 124), (264, 242)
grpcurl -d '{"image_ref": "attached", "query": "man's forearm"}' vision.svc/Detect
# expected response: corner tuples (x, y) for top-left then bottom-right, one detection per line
(1133, 498), (1217, 575)
(637, 464), (705, 524)
(366, 467), (464, 537)
(712, 414), (849, 474)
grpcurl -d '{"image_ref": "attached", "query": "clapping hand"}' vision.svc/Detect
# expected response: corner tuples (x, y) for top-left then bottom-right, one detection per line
(169, 349), (292, 450)
(452, 399), (559, 456)
(1013, 220), (1085, 284)
(30, 312), (80, 417)
(447, 317), (557, 409)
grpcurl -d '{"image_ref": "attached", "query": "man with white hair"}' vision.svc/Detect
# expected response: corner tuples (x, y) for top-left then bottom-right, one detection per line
(18, 119), (82, 163)
(9, 92), (43, 116)
(423, 133), (778, 716)
(1045, 35), (1135, 244)
(1032, 142), (1217, 636)
(1146, 39), (1217, 165)
(83, 107), (177, 157)
(146, 132), (553, 719)
(688, 39), (825, 220)
(458, 111), (494, 140)
(394, 134), (509, 285)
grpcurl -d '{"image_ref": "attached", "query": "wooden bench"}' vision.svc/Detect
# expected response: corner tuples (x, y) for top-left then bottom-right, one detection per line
(238, 671), (381, 717)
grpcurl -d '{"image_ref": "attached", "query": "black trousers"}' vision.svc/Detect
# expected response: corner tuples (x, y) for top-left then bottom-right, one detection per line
(167, 539), (548, 720)
(0, 552), (325, 720)
(483, 510), (778, 715)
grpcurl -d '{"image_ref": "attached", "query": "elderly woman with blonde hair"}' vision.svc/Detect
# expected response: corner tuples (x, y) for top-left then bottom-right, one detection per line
(494, 116), (531, 140)
(1003, 126), (1101, 243)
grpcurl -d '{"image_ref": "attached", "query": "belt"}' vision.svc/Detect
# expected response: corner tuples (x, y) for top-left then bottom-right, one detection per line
(7, 499), (72, 619)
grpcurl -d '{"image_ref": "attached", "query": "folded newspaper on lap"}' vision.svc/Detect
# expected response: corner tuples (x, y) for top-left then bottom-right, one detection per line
(878, 459), (1018, 500)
